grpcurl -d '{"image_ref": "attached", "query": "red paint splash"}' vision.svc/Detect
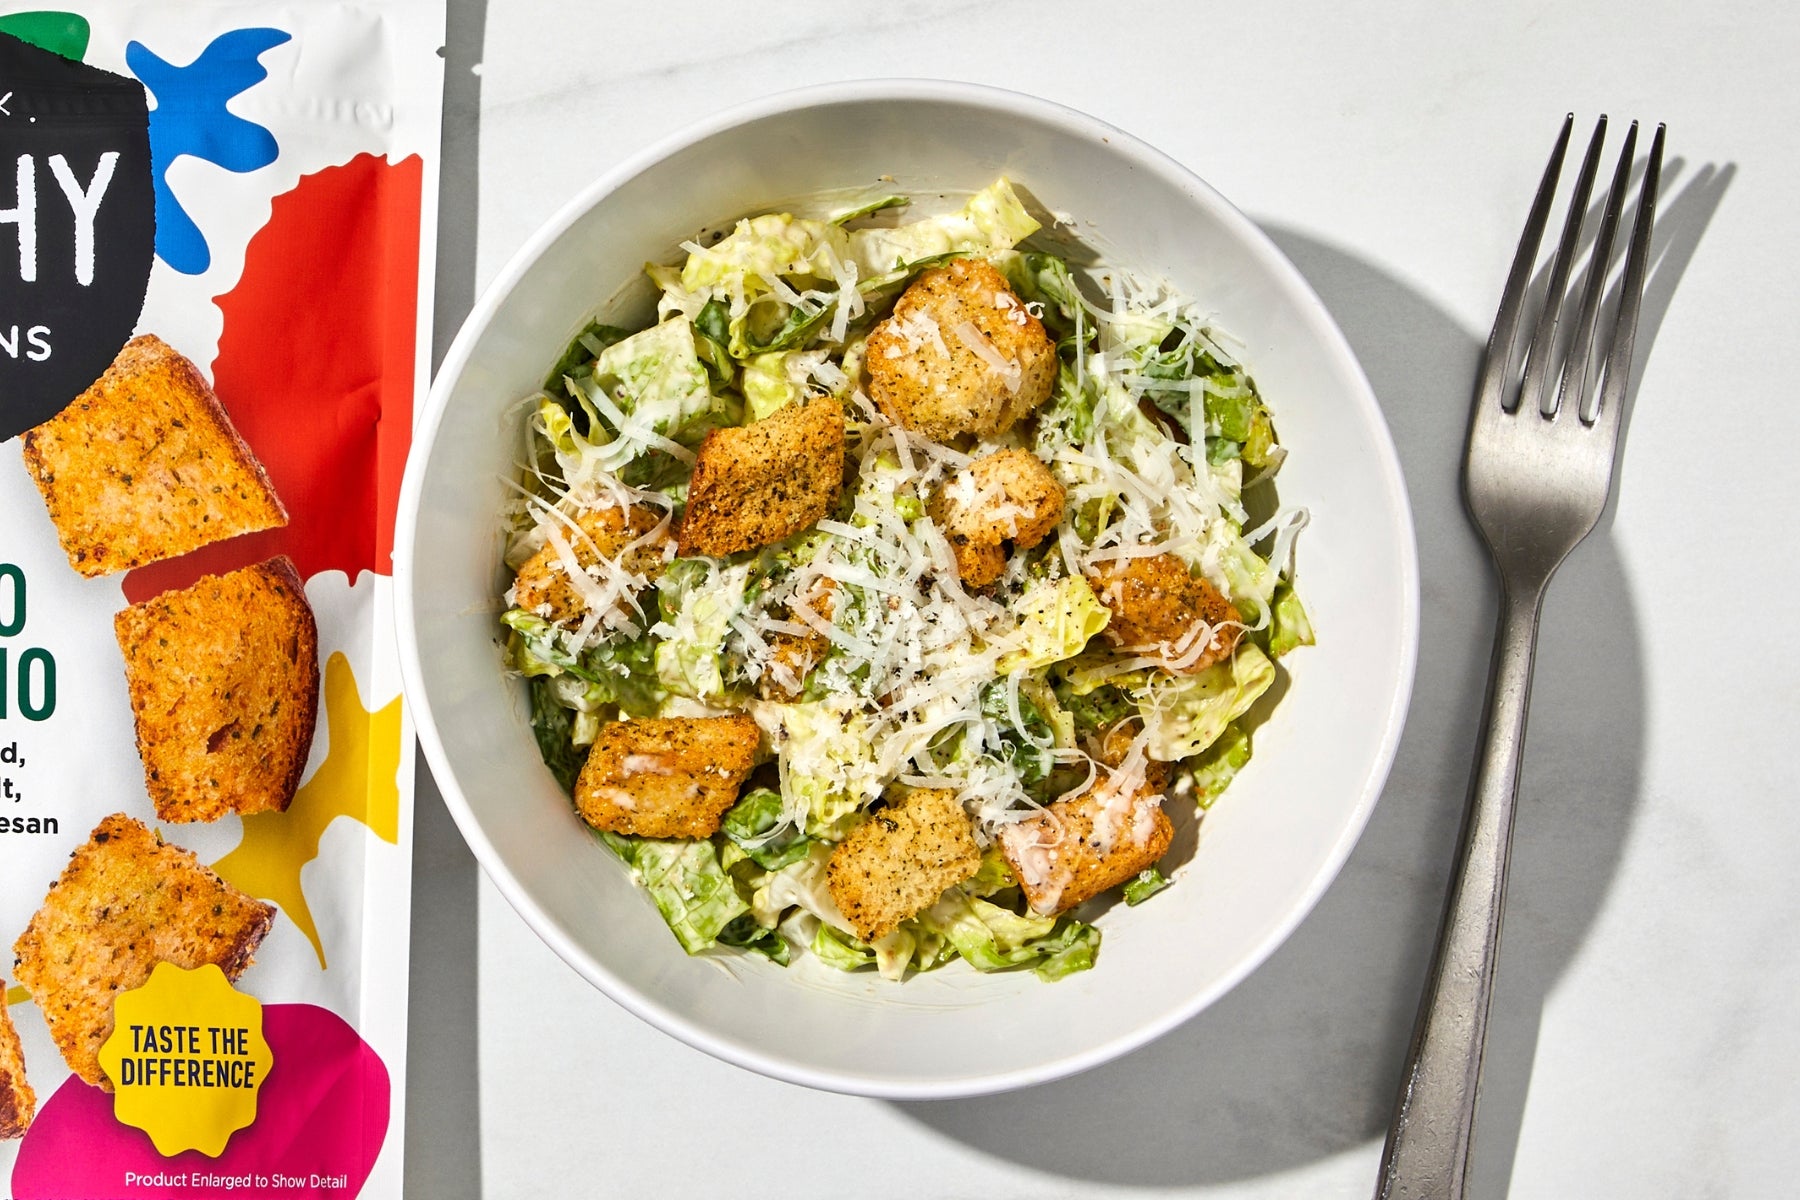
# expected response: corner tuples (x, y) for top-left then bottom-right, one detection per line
(122, 152), (422, 603)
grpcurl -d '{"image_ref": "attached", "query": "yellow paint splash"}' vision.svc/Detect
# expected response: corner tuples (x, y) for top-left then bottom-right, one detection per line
(5, 986), (25, 1006)
(212, 651), (402, 969)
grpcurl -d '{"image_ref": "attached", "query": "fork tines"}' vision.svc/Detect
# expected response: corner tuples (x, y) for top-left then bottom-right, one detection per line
(1481, 114), (1666, 428)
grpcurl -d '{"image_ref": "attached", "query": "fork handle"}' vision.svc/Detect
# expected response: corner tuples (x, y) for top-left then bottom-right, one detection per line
(1374, 582), (1546, 1200)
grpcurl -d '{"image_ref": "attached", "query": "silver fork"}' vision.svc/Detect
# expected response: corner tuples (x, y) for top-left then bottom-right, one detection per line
(1373, 114), (1665, 1200)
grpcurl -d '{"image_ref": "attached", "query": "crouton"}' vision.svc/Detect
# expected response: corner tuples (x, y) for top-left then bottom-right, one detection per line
(1097, 719), (1174, 787)
(866, 258), (1056, 442)
(928, 448), (1066, 587)
(575, 715), (759, 839)
(19, 334), (287, 577)
(11, 814), (276, 1089)
(755, 576), (838, 700)
(1087, 553), (1244, 672)
(678, 394), (844, 558)
(757, 630), (829, 701)
(113, 556), (320, 823)
(1000, 777), (1174, 915)
(826, 789), (982, 942)
(0, 987), (33, 1139)
(511, 503), (673, 625)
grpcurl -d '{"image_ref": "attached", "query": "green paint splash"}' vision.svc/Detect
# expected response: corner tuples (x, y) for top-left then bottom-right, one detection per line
(0, 11), (90, 61)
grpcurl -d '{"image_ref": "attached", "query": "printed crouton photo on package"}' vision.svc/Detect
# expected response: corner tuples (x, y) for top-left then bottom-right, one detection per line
(113, 556), (320, 823)
(19, 334), (287, 578)
(0, 985), (34, 1140)
(11, 814), (275, 1090)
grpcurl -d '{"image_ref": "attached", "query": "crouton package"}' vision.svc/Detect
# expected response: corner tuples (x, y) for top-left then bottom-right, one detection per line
(0, 4), (443, 1197)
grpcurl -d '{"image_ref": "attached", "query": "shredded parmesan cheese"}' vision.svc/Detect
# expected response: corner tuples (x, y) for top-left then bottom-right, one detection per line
(952, 319), (1023, 394)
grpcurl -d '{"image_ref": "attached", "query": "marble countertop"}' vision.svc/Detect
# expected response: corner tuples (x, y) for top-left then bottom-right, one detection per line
(402, 2), (1799, 1196)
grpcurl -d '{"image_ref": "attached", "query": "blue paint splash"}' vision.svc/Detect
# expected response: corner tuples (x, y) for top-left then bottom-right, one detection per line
(126, 28), (289, 274)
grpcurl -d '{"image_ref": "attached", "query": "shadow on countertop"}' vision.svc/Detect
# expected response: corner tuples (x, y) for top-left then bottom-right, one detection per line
(403, 0), (487, 1197)
(891, 210), (1681, 1189)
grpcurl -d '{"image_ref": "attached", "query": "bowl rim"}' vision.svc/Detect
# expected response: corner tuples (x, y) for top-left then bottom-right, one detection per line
(395, 76), (1421, 1099)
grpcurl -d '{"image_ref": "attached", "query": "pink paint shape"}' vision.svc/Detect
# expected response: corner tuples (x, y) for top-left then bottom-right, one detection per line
(11, 1004), (389, 1198)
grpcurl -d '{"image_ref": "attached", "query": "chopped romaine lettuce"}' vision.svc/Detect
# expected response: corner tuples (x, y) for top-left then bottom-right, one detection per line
(1033, 360), (1102, 455)
(848, 177), (1039, 274)
(963, 846), (1018, 898)
(544, 319), (635, 396)
(691, 298), (735, 387)
(742, 351), (799, 420)
(767, 702), (884, 837)
(542, 316), (741, 487)
(597, 831), (748, 954)
(1189, 720), (1252, 809)
(1201, 520), (1279, 626)
(916, 890), (1099, 980)
(1020, 675), (1076, 750)
(917, 890), (1052, 971)
(506, 613), (661, 717)
(1265, 580), (1315, 657)
(1207, 381), (1260, 444)
(503, 609), (591, 680)
(576, 634), (665, 716)
(978, 680), (1057, 790)
(531, 393), (612, 492)
(1123, 868), (1171, 906)
(1029, 921), (1101, 981)
(527, 675), (586, 793)
(853, 250), (960, 300)
(590, 315), (739, 450)
(735, 297), (833, 357)
(1111, 320), (1278, 470)
(721, 787), (812, 870)
(716, 913), (791, 965)
(996, 575), (1110, 674)
(1057, 679), (1136, 737)
(1242, 407), (1280, 468)
(1099, 303), (1176, 362)
(1141, 643), (1276, 760)
(654, 558), (749, 699)
(742, 350), (832, 420)
(996, 251), (1091, 348)
(747, 842), (841, 929)
(829, 194), (908, 225)
(870, 922), (952, 981)
(1093, 373), (1172, 452)
(812, 923), (876, 971)
(681, 213), (849, 292)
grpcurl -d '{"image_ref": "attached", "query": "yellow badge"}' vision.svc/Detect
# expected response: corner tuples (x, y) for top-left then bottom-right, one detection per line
(97, 962), (273, 1157)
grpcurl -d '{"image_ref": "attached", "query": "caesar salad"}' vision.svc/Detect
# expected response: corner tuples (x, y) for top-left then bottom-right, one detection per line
(498, 179), (1313, 981)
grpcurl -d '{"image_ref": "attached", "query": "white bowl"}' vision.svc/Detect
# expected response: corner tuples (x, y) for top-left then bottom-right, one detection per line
(396, 80), (1419, 1098)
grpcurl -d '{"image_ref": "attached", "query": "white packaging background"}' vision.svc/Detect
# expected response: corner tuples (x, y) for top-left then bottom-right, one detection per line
(0, 3), (443, 1196)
